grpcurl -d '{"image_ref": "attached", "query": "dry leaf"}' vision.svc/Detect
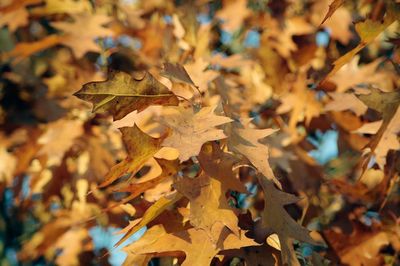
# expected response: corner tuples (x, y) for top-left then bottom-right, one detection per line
(258, 177), (317, 266)
(124, 223), (258, 266)
(75, 71), (179, 120)
(158, 105), (232, 162)
(99, 125), (161, 188)
(174, 172), (239, 240)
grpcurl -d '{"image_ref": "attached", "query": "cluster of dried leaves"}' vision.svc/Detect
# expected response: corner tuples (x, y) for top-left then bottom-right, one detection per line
(0, 0), (400, 265)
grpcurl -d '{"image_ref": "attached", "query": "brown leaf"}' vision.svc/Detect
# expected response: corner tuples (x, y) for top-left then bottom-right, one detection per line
(277, 71), (322, 132)
(158, 105), (232, 162)
(258, 177), (317, 266)
(124, 223), (258, 266)
(74, 71), (179, 121)
(161, 62), (197, 87)
(324, 223), (390, 266)
(227, 120), (280, 187)
(198, 143), (248, 194)
(174, 172), (240, 240)
(356, 88), (400, 168)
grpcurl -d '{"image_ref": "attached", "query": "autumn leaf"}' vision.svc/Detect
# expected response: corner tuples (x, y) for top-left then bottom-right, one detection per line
(185, 58), (219, 93)
(258, 177), (317, 266)
(0, 0), (42, 32)
(322, 4), (400, 82)
(173, 172), (240, 240)
(51, 13), (114, 58)
(216, 0), (251, 32)
(215, 76), (280, 186)
(198, 143), (248, 194)
(115, 192), (182, 247)
(74, 71), (179, 120)
(161, 62), (197, 87)
(37, 119), (83, 166)
(227, 120), (280, 187)
(328, 57), (393, 93)
(99, 125), (161, 188)
(158, 105), (233, 162)
(324, 223), (392, 266)
(6, 35), (64, 61)
(325, 92), (368, 116)
(320, 0), (345, 25)
(124, 223), (258, 266)
(356, 88), (400, 169)
(277, 71), (322, 133)
(3, 1), (400, 265)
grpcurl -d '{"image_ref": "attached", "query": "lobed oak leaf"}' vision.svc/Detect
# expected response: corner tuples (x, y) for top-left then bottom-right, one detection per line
(357, 88), (400, 121)
(37, 119), (84, 166)
(198, 143), (248, 194)
(227, 119), (280, 187)
(258, 177), (318, 266)
(51, 13), (114, 58)
(158, 105), (233, 162)
(262, 16), (315, 58)
(216, 76), (280, 187)
(325, 92), (368, 116)
(321, 6), (352, 44)
(329, 57), (393, 93)
(124, 222), (258, 266)
(90, 159), (180, 221)
(184, 58), (219, 93)
(74, 71), (178, 121)
(111, 158), (179, 194)
(277, 71), (322, 132)
(0, 0), (42, 32)
(173, 172), (240, 240)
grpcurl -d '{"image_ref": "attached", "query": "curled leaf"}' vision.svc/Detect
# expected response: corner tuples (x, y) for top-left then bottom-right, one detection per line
(74, 71), (179, 120)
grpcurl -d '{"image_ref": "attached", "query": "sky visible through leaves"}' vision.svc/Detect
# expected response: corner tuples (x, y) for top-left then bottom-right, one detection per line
(0, 0), (400, 266)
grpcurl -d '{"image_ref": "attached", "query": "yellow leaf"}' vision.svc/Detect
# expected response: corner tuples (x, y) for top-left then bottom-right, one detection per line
(99, 125), (161, 188)
(115, 192), (182, 247)
(320, 0), (345, 25)
(323, 5), (400, 82)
